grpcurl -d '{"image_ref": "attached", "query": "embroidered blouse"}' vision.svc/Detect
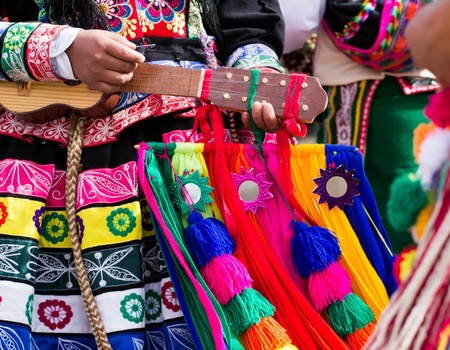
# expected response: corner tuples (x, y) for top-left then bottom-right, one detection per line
(0, 0), (285, 147)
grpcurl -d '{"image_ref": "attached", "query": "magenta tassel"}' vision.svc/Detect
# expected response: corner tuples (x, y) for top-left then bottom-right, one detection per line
(308, 261), (352, 311)
(201, 254), (253, 304)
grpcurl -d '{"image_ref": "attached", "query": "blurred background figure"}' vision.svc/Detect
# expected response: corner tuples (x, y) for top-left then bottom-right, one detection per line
(279, 0), (441, 253)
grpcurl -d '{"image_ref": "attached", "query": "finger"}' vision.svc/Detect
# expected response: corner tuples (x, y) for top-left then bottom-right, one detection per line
(109, 32), (139, 49)
(105, 35), (145, 64)
(241, 111), (250, 129)
(100, 54), (139, 74)
(251, 101), (267, 130)
(89, 71), (135, 92)
(260, 102), (281, 132)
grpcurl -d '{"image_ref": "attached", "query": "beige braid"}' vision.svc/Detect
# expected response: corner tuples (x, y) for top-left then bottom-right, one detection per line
(66, 113), (112, 350)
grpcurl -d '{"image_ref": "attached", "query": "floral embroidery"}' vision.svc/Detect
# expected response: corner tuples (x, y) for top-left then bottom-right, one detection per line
(106, 207), (137, 237)
(96, 0), (138, 38)
(140, 200), (154, 232)
(33, 206), (46, 234)
(76, 216), (85, 244)
(161, 280), (180, 312)
(1, 23), (41, 81)
(145, 290), (162, 321)
(25, 294), (34, 325)
(227, 43), (285, 73)
(0, 202), (8, 227)
(37, 299), (73, 330)
(138, 0), (185, 31)
(41, 212), (68, 244)
(120, 293), (145, 323)
(166, 12), (185, 35)
(4, 26), (32, 53)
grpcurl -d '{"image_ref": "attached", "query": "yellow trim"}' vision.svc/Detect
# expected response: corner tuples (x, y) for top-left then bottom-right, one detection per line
(325, 86), (337, 143)
(352, 80), (367, 146)
(362, 204), (393, 257)
(78, 202), (142, 250)
(0, 197), (42, 241)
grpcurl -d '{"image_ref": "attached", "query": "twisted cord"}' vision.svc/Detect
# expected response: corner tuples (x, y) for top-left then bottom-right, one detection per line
(66, 113), (112, 350)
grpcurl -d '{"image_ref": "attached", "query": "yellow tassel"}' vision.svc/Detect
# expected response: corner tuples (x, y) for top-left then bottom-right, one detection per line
(275, 344), (299, 350)
(345, 322), (375, 350)
(414, 202), (434, 241)
(241, 316), (293, 350)
(397, 248), (417, 283)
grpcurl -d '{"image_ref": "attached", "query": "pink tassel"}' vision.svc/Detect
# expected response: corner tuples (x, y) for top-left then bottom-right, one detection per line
(308, 262), (352, 311)
(201, 254), (253, 304)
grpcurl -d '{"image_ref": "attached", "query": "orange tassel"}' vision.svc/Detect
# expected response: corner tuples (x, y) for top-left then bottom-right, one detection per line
(241, 316), (294, 350)
(345, 322), (375, 350)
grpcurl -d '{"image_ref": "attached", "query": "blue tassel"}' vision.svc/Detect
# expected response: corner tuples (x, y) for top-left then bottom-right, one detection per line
(291, 221), (342, 278)
(184, 210), (236, 267)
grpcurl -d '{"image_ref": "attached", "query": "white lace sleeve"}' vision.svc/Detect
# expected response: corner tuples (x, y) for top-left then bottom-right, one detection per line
(50, 27), (83, 80)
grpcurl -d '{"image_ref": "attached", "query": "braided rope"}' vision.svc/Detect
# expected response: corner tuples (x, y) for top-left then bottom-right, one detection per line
(66, 113), (112, 350)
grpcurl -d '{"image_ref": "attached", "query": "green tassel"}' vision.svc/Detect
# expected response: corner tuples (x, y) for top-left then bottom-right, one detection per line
(223, 288), (275, 335)
(327, 293), (375, 338)
(387, 173), (428, 232)
(229, 336), (244, 350)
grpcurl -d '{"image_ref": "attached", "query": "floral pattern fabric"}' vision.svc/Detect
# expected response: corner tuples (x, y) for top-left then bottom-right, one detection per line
(0, 159), (190, 349)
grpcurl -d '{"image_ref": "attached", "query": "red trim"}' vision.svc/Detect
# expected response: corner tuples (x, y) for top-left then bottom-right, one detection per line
(200, 69), (213, 102)
(396, 76), (441, 95)
(26, 24), (68, 81)
(359, 80), (381, 156)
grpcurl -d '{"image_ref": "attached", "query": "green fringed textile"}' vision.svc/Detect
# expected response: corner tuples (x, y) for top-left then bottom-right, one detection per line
(223, 288), (275, 335)
(229, 336), (245, 350)
(142, 142), (234, 349)
(327, 293), (375, 338)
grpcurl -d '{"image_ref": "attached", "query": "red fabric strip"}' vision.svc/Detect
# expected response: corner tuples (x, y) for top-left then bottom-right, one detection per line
(200, 69), (213, 102)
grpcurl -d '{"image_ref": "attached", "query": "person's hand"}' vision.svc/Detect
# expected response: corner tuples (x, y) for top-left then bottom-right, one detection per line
(241, 101), (281, 132)
(241, 67), (283, 132)
(66, 30), (145, 93)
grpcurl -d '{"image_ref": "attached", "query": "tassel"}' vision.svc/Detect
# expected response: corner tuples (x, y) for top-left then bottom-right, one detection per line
(201, 254), (253, 304)
(308, 261), (352, 311)
(291, 221), (341, 277)
(276, 345), (299, 350)
(241, 316), (295, 350)
(387, 173), (428, 232)
(290, 221), (375, 348)
(183, 210), (296, 348)
(327, 293), (375, 339)
(345, 322), (375, 349)
(223, 288), (275, 334)
(184, 210), (236, 267)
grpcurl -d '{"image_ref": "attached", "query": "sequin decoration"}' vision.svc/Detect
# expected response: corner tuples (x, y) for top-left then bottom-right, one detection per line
(313, 163), (360, 210)
(232, 167), (273, 213)
(168, 170), (213, 216)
